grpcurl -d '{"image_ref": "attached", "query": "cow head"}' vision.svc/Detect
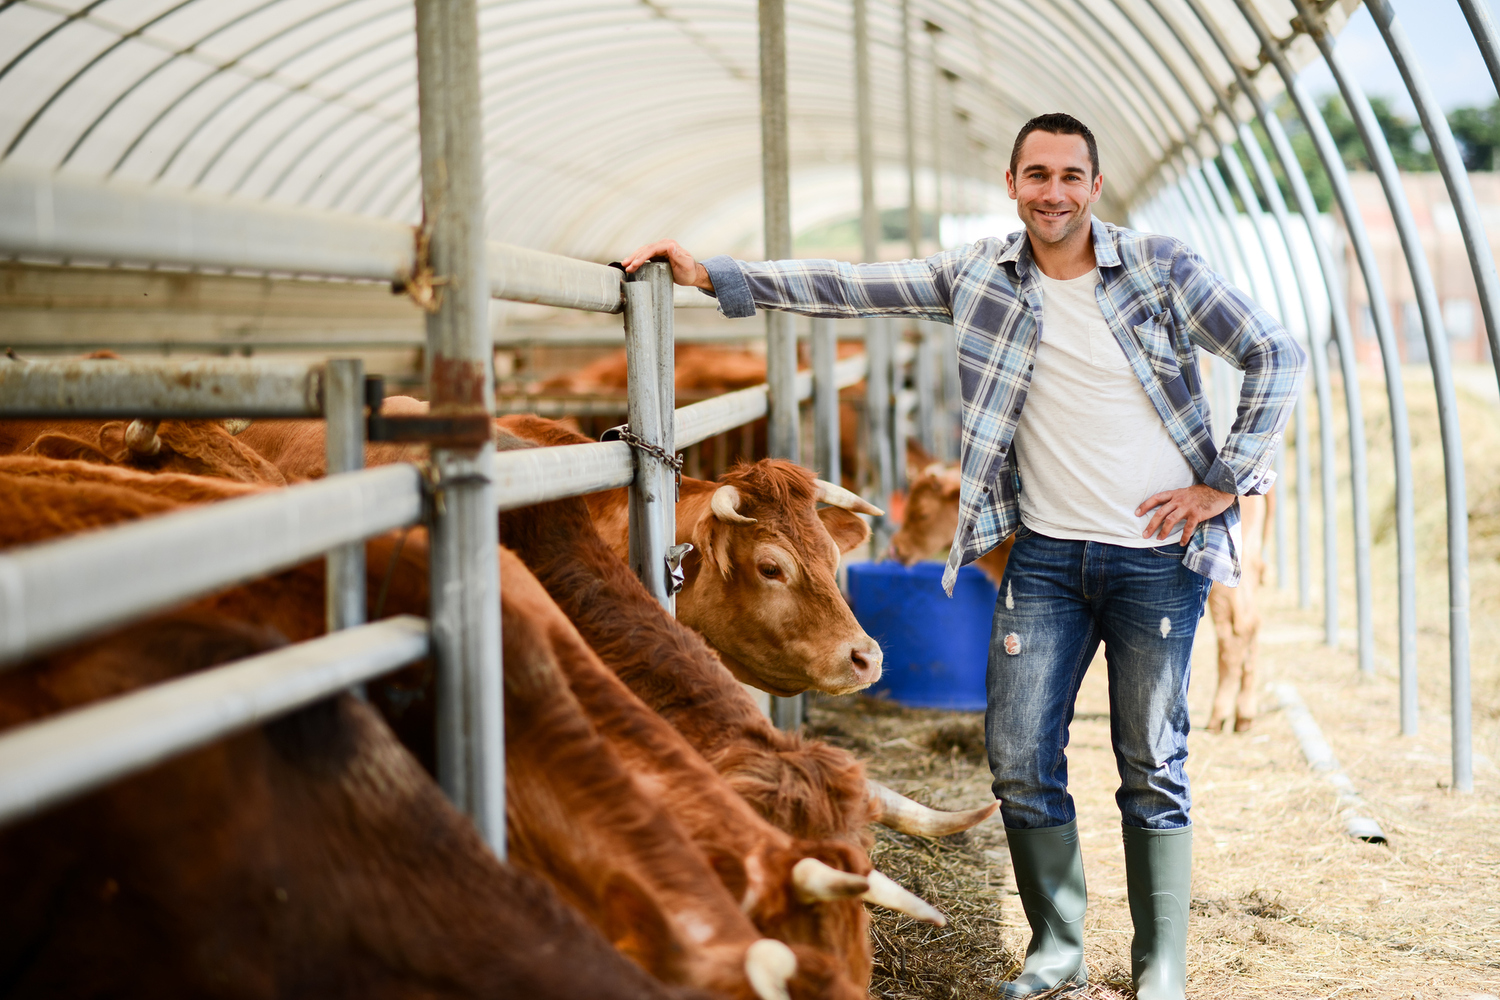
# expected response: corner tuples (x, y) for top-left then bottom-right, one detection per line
(678, 461), (883, 696)
(889, 460), (961, 566)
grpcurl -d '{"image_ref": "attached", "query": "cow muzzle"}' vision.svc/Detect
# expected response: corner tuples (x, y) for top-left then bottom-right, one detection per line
(847, 637), (882, 688)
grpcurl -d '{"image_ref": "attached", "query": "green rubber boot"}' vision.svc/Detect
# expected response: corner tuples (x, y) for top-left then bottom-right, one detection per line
(998, 820), (1088, 997)
(1121, 825), (1192, 1000)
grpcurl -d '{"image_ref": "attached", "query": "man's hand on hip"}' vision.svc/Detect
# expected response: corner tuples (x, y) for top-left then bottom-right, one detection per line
(621, 239), (715, 292)
(1135, 484), (1236, 546)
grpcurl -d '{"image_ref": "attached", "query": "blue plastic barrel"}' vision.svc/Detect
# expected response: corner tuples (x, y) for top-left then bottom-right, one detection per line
(847, 561), (999, 711)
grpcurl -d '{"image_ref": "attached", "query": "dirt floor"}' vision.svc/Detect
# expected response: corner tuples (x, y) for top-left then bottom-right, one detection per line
(811, 369), (1500, 999)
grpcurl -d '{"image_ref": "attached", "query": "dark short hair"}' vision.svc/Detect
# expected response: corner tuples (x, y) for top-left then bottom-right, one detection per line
(1009, 113), (1100, 180)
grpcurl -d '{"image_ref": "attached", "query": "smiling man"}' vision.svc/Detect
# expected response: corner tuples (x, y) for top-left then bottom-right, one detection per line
(623, 112), (1304, 1000)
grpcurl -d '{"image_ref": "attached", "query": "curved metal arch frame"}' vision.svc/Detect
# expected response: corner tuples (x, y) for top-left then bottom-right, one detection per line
(1182, 0), (1374, 673)
(1234, 0), (1389, 683)
(1136, 0), (1340, 647)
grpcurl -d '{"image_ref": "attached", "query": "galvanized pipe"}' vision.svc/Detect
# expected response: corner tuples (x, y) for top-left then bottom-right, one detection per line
(901, 0), (921, 260)
(1299, 6), (1442, 731)
(1458, 0), (1500, 100)
(415, 0), (505, 854)
(1220, 142), (1314, 608)
(492, 441), (634, 511)
(0, 359), (324, 419)
(760, 0), (799, 467)
(1370, 0), (1500, 395)
(812, 318), (841, 483)
(1167, 0), (1347, 644)
(1225, 119), (1342, 642)
(0, 616), (430, 828)
(623, 276), (672, 610)
(0, 163), (412, 282)
(324, 358), (367, 636)
(1364, 0), (1477, 792)
(0, 464), (423, 667)
(1235, 0), (1385, 679)
(1118, 0), (1317, 613)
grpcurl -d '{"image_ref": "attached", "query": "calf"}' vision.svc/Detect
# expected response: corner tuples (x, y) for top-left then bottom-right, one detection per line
(1206, 490), (1272, 733)
(0, 612), (711, 1000)
(889, 442), (1012, 585)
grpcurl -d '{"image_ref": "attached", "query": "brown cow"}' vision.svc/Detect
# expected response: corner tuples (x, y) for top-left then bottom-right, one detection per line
(235, 406), (890, 697)
(494, 438), (998, 851)
(533, 344), (772, 395)
(0, 418), (287, 485)
(0, 612), (714, 1000)
(1205, 490), (1272, 733)
(499, 415), (884, 697)
(0, 466), (844, 1000)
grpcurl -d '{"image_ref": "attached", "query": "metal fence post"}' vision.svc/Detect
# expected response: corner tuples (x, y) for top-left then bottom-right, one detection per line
(325, 358), (366, 635)
(761, 0), (802, 730)
(1365, 0), (1476, 792)
(812, 317), (841, 483)
(623, 273), (672, 610)
(760, 0), (799, 466)
(415, 0), (504, 856)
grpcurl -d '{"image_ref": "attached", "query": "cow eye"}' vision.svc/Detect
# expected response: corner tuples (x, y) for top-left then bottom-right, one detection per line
(758, 561), (782, 580)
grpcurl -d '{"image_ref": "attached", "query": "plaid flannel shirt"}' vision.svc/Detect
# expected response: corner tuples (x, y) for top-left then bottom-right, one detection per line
(700, 218), (1306, 594)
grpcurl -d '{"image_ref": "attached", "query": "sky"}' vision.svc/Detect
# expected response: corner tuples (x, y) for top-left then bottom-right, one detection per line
(1296, 0), (1500, 114)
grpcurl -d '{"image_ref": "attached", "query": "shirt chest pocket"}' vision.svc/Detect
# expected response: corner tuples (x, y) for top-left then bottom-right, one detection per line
(1132, 312), (1182, 382)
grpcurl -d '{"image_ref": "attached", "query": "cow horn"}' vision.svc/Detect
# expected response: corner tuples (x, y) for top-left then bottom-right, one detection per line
(711, 484), (757, 524)
(861, 870), (947, 926)
(868, 779), (999, 837)
(744, 938), (797, 1000)
(813, 479), (884, 516)
(790, 857), (870, 902)
(221, 418), (252, 436)
(124, 419), (162, 457)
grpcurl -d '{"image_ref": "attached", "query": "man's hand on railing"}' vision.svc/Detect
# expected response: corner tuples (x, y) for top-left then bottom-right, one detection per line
(621, 239), (716, 293)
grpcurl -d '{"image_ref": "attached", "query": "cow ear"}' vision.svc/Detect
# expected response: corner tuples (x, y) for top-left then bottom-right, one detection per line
(690, 511), (735, 578)
(940, 473), (962, 500)
(599, 872), (680, 976)
(818, 507), (870, 554)
(906, 436), (938, 472)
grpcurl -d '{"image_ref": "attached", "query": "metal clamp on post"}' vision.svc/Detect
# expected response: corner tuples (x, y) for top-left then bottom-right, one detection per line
(601, 424), (684, 500)
(364, 376), (492, 449)
(665, 542), (694, 597)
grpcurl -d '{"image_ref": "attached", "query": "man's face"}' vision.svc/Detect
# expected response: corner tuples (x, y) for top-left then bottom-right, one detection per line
(1006, 131), (1103, 247)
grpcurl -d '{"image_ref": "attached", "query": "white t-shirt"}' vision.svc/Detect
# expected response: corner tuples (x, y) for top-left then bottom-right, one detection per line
(1011, 268), (1196, 546)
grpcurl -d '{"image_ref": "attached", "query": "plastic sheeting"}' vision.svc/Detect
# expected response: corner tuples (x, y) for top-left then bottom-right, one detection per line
(0, 0), (1358, 260)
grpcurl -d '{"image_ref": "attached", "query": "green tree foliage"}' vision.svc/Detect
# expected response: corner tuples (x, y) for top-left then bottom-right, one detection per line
(1449, 100), (1500, 171)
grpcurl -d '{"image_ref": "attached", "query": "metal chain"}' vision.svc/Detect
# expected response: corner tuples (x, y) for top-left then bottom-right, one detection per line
(616, 426), (684, 499)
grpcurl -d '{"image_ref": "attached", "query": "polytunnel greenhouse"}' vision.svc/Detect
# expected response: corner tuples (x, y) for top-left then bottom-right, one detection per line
(0, 0), (1496, 996)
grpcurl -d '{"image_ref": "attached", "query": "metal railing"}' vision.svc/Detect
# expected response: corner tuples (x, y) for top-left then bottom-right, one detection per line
(0, 161), (894, 851)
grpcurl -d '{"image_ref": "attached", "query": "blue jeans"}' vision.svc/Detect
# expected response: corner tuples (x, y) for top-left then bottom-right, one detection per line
(985, 526), (1212, 831)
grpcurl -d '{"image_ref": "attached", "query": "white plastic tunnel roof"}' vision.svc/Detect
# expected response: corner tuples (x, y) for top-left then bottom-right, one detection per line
(0, 0), (1359, 262)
